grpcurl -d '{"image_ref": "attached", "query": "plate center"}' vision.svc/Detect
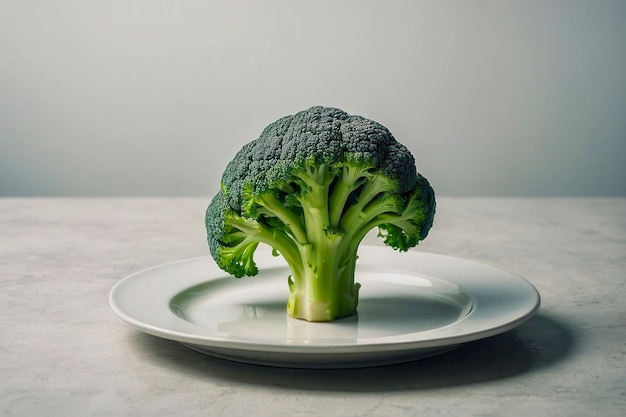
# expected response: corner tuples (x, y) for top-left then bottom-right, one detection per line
(169, 268), (473, 344)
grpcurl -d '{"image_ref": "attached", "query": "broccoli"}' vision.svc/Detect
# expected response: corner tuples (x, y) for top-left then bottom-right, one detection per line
(205, 106), (435, 322)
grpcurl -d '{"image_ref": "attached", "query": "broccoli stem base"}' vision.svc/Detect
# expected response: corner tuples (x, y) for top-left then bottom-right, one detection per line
(285, 242), (361, 322)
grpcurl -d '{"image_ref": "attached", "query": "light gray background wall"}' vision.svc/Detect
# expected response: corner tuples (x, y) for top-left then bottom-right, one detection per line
(1, 1), (624, 197)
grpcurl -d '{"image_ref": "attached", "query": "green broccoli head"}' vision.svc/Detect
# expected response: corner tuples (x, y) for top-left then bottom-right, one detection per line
(206, 106), (435, 321)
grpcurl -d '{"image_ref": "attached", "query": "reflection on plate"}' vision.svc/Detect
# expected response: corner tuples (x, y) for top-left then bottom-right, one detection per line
(109, 246), (540, 368)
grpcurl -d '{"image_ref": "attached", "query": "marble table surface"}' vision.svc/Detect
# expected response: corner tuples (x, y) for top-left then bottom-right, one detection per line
(1, 197), (624, 417)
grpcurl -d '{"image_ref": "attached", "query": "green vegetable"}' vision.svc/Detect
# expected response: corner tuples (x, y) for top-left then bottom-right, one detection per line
(205, 106), (435, 322)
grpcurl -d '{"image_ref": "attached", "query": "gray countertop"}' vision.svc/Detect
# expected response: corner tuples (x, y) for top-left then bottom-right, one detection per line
(1, 197), (625, 416)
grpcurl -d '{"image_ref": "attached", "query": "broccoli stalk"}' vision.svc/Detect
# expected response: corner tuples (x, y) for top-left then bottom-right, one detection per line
(205, 107), (435, 322)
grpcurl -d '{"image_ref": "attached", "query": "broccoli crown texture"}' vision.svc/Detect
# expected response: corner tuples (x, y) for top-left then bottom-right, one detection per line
(206, 106), (435, 321)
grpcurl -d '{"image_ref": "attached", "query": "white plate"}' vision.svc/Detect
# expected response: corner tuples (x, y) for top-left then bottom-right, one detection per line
(109, 246), (540, 368)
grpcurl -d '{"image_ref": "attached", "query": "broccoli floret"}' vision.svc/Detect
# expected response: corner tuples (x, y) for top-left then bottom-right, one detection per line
(205, 106), (435, 322)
